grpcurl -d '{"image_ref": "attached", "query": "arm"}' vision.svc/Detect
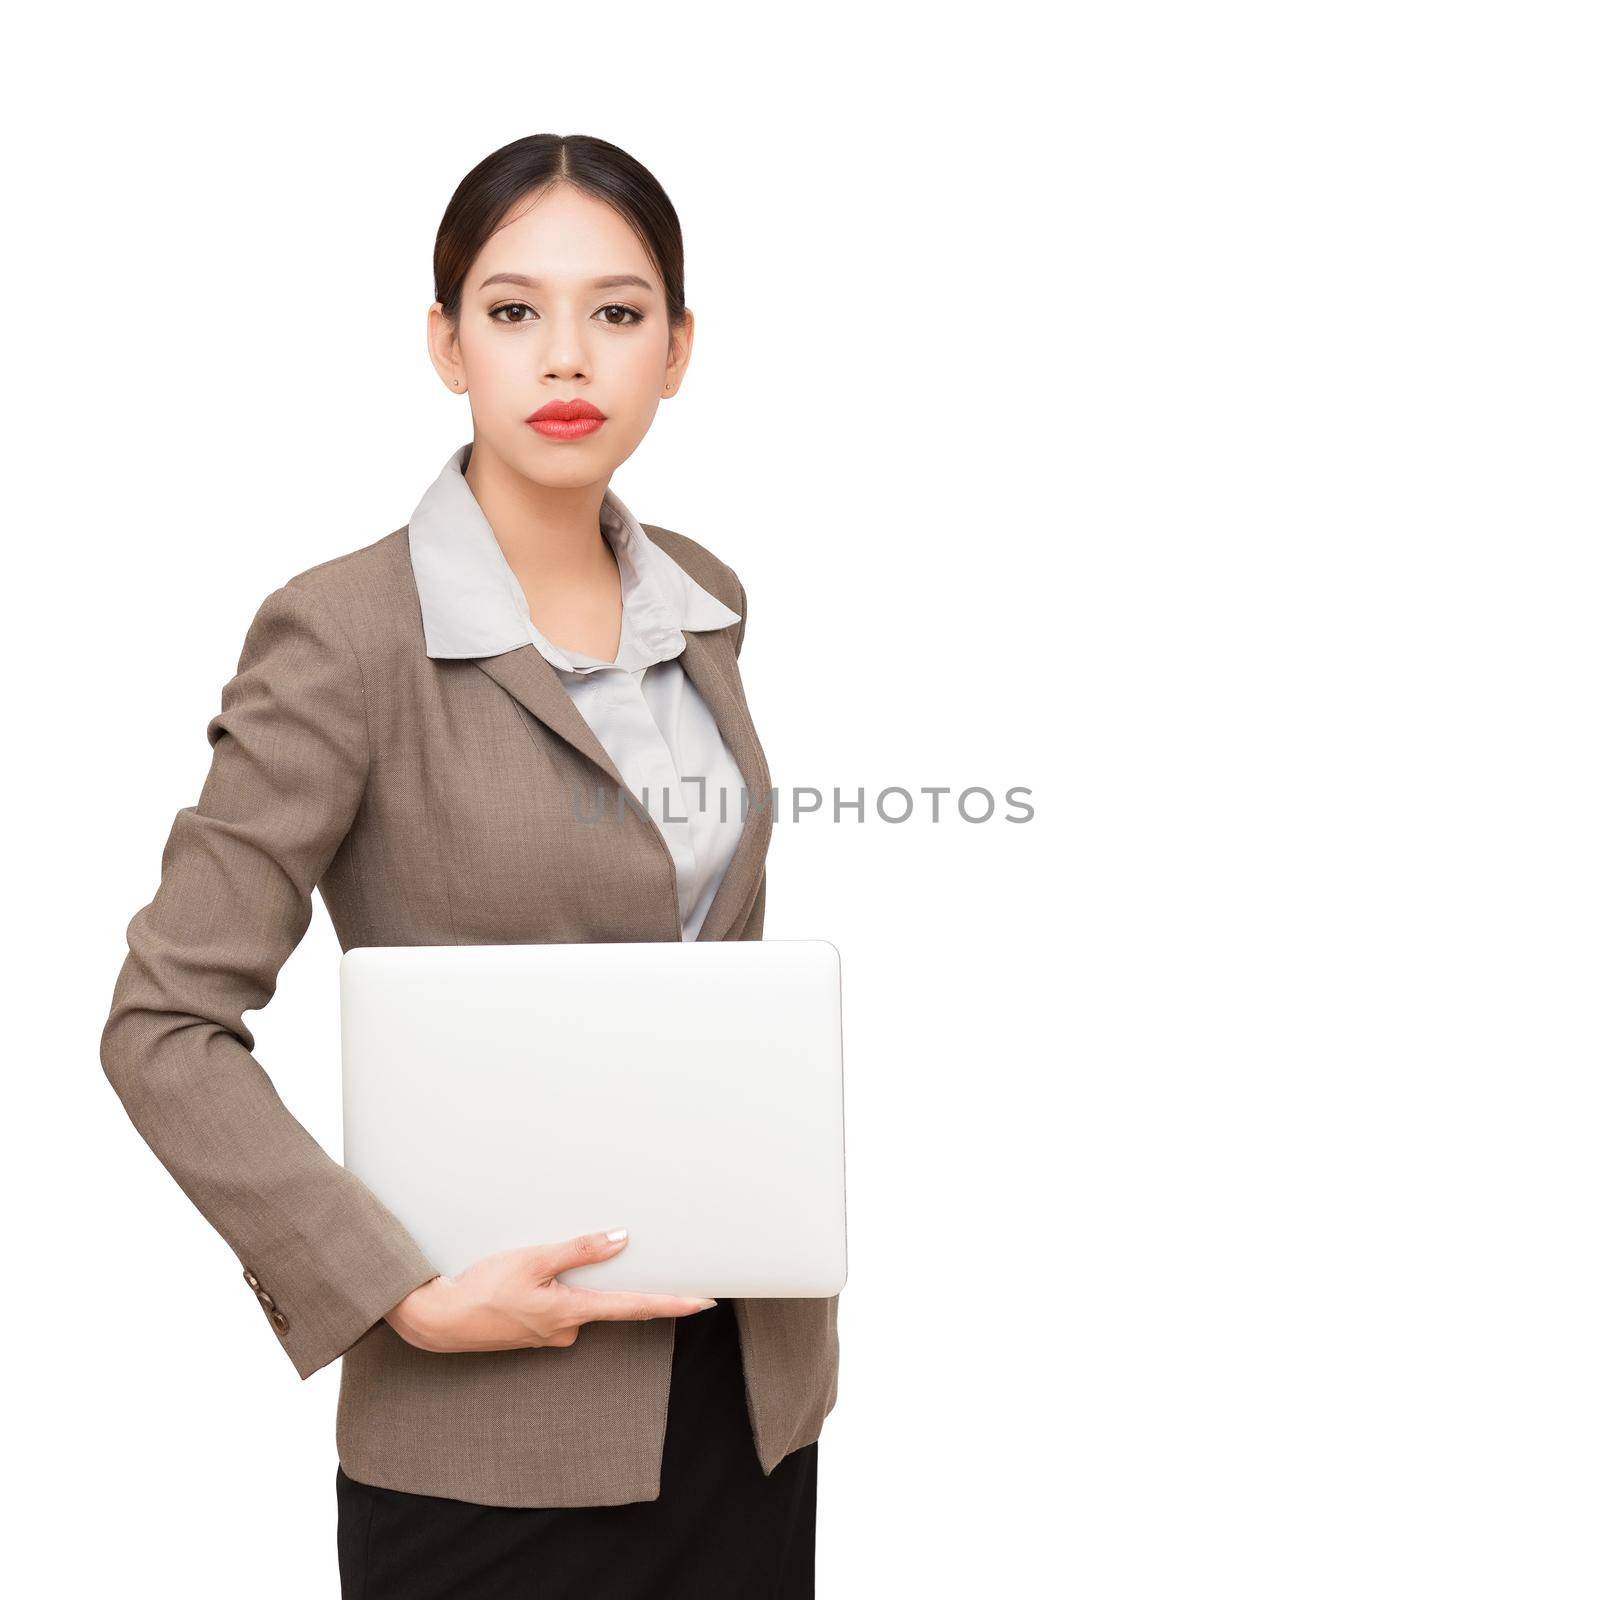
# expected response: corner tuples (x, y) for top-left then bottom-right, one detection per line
(100, 579), (439, 1381)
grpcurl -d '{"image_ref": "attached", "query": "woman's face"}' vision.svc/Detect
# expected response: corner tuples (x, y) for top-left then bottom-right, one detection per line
(427, 182), (691, 489)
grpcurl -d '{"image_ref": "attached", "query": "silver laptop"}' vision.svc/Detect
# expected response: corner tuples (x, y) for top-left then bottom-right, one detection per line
(340, 939), (847, 1298)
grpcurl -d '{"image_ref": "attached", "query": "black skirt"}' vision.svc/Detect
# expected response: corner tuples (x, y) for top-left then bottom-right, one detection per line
(335, 1299), (818, 1599)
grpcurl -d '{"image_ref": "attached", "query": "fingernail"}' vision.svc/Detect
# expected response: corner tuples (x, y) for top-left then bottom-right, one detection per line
(698, 1299), (717, 1309)
(606, 1228), (628, 1242)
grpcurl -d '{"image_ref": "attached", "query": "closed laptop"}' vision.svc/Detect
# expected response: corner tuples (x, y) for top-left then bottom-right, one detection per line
(340, 939), (847, 1298)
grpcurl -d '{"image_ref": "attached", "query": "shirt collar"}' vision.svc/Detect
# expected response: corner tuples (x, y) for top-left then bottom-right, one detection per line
(406, 442), (741, 673)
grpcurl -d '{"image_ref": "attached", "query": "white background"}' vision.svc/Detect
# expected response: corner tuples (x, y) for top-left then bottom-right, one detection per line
(6, 2), (1597, 1594)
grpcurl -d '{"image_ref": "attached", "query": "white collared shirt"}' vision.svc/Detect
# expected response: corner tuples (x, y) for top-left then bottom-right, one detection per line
(407, 443), (746, 942)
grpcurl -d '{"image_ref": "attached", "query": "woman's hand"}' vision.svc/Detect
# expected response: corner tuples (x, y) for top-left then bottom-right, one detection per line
(383, 1228), (717, 1354)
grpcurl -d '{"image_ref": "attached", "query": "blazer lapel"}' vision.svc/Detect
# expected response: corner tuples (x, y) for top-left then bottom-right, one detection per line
(471, 628), (773, 944)
(675, 629), (774, 943)
(473, 646), (631, 796)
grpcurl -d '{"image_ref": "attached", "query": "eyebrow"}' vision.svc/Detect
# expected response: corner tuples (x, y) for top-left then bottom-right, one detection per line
(477, 272), (656, 293)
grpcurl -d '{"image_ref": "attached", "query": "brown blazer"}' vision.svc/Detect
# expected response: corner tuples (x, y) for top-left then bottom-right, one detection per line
(99, 518), (839, 1509)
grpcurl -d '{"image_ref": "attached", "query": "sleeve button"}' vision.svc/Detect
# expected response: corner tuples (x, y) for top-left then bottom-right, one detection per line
(256, 1290), (276, 1311)
(270, 1311), (290, 1335)
(242, 1269), (261, 1290)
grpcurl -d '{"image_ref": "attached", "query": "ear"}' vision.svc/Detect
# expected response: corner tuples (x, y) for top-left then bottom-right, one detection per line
(663, 307), (695, 397)
(425, 302), (467, 394)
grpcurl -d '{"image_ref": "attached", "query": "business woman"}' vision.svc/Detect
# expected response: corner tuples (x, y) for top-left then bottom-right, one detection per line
(99, 133), (838, 1598)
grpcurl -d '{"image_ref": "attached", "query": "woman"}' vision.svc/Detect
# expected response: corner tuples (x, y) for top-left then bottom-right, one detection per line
(99, 133), (838, 1598)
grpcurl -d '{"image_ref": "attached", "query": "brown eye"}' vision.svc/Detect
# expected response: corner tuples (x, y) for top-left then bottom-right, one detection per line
(490, 302), (535, 324)
(596, 304), (644, 326)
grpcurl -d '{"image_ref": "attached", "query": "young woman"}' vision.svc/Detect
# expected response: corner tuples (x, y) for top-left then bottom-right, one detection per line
(99, 133), (839, 1598)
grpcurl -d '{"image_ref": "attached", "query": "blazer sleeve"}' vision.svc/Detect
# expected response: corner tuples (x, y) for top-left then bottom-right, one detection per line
(734, 573), (748, 660)
(99, 579), (440, 1381)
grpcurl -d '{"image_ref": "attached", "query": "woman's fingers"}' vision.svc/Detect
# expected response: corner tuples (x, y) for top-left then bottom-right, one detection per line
(513, 1227), (632, 1280)
(490, 1231), (716, 1325)
(553, 1285), (718, 1323)
(393, 1232), (715, 1351)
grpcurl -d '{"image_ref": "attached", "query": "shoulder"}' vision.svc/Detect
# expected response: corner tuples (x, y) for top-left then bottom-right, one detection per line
(260, 517), (747, 658)
(263, 527), (419, 660)
(639, 522), (744, 611)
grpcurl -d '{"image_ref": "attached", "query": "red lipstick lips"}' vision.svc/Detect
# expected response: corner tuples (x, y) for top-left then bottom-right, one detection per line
(527, 398), (607, 440)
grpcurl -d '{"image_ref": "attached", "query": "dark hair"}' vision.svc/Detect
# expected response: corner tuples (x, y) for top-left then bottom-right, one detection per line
(433, 134), (686, 330)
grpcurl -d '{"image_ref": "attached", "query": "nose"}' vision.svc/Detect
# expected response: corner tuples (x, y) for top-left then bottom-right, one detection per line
(540, 311), (590, 383)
